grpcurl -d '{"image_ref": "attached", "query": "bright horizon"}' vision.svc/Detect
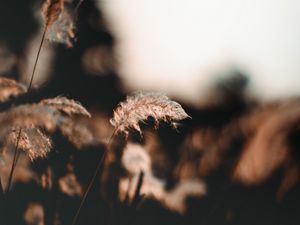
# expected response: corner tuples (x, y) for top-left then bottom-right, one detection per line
(101, 0), (300, 105)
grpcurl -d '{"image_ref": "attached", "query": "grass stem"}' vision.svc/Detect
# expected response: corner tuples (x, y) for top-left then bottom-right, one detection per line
(71, 130), (117, 225)
(5, 23), (48, 192)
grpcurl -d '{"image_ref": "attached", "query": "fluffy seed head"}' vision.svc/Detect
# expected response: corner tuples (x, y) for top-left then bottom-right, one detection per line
(0, 96), (92, 160)
(42, 0), (76, 47)
(40, 96), (91, 117)
(110, 92), (191, 136)
(0, 77), (26, 102)
(8, 128), (52, 160)
(42, 0), (64, 26)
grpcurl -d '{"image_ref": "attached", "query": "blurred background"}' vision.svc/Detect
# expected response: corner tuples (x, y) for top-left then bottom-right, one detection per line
(102, 0), (300, 105)
(0, 0), (300, 224)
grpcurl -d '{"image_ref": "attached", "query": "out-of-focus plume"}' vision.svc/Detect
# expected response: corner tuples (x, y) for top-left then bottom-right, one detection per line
(40, 96), (91, 117)
(60, 119), (95, 148)
(119, 142), (167, 205)
(82, 46), (116, 76)
(120, 142), (206, 214)
(59, 111), (112, 148)
(110, 92), (190, 136)
(119, 174), (165, 205)
(0, 77), (26, 102)
(79, 112), (113, 144)
(276, 164), (300, 200)
(175, 127), (234, 180)
(41, 166), (53, 191)
(0, 150), (35, 189)
(42, 0), (76, 47)
(58, 172), (83, 197)
(0, 97), (91, 160)
(122, 143), (151, 174)
(233, 100), (300, 185)
(162, 179), (206, 214)
(0, 46), (17, 75)
(120, 175), (206, 214)
(0, 104), (61, 135)
(24, 203), (44, 225)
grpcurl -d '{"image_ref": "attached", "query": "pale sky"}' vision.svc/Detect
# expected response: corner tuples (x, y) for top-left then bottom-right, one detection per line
(100, 0), (300, 105)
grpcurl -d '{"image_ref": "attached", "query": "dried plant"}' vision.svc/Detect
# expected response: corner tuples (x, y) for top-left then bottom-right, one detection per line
(3, 0), (300, 223)
(59, 119), (95, 148)
(122, 143), (151, 174)
(40, 96), (91, 117)
(120, 175), (206, 214)
(0, 104), (61, 134)
(41, 166), (53, 191)
(71, 93), (190, 225)
(0, 150), (35, 189)
(120, 141), (206, 214)
(233, 100), (300, 185)
(58, 172), (83, 197)
(0, 97), (91, 160)
(42, 0), (76, 47)
(162, 179), (206, 214)
(45, 7), (75, 47)
(42, 0), (64, 26)
(110, 92), (191, 136)
(276, 164), (300, 200)
(24, 203), (44, 225)
(2, 0), (62, 195)
(40, 97), (94, 148)
(0, 77), (26, 102)
(6, 128), (52, 160)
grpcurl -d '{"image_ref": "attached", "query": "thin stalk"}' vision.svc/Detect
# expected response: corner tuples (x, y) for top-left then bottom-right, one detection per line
(0, 176), (6, 224)
(28, 22), (48, 91)
(123, 171), (145, 225)
(0, 177), (3, 196)
(71, 130), (117, 225)
(130, 171), (144, 209)
(74, 0), (84, 14)
(5, 129), (22, 193)
(74, 0), (84, 21)
(5, 23), (48, 193)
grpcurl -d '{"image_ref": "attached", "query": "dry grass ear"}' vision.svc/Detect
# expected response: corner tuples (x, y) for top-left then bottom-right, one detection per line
(7, 128), (52, 160)
(0, 96), (92, 160)
(42, 0), (76, 47)
(110, 92), (191, 136)
(0, 104), (61, 134)
(42, 0), (64, 26)
(0, 104), (58, 160)
(0, 77), (26, 102)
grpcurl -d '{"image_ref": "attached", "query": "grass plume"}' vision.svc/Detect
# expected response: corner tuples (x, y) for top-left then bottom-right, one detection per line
(110, 92), (191, 136)
(0, 77), (26, 102)
(42, 0), (76, 47)
(40, 96), (91, 117)
(42, 0), (64, 27)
